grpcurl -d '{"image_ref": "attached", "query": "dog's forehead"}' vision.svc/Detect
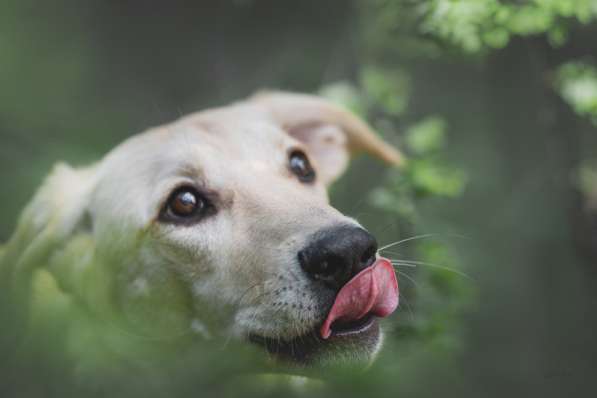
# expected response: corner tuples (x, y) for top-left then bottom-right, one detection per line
(175, 116), (290, 161)
(103, 105), (293, 175)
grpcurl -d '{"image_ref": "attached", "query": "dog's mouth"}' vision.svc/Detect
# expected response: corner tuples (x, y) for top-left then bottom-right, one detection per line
(248, 313), (380, 365)
(249, 258), (398, 365)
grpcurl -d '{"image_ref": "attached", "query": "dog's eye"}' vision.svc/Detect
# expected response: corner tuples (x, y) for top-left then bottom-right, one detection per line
(160, 187), (210, 223)
(289, 150), (316, 183)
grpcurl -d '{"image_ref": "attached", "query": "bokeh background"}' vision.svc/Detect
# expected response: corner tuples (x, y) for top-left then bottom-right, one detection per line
(2, 0), (597, 397)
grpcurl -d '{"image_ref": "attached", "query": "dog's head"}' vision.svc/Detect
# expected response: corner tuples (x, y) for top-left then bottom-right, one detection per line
(21, 92), (403, 366)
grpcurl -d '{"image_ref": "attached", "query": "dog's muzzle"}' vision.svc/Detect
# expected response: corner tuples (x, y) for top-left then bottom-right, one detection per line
(298, 225), (398, 339)
(249, 225), (399, 365)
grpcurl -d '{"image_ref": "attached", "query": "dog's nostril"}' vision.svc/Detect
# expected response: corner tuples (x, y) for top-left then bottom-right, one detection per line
(307, 257), (344, 283)
(320, 261), (328, 272)
(361, 245), (377, 268)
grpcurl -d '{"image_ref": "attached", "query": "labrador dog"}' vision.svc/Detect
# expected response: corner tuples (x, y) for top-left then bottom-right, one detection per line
(0, 92), (403, 368)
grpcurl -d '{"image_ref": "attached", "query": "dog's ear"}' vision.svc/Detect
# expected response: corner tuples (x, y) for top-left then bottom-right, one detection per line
(2, 162), (99, 292)
(0, 162), (99, 350)
(251, 91), (404, 184)
(21, 162), (98, 240)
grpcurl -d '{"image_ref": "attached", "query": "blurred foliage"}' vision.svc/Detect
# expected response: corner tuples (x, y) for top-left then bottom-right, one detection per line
(362, 0), (597, 55)
(555, 61), (597, 124)
(577, 161), (597, 213)
(368, 117), (467, 217)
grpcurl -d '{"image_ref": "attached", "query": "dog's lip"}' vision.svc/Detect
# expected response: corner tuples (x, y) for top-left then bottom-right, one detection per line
(328, 313), (376, 337)
(248, 317), (380, 364)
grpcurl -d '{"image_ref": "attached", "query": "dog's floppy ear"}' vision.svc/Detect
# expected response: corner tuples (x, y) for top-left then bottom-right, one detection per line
(251, 91), (404, 184)
(21, 162), (98, 240)
(1, 162), (98, 289)
(0, 162), (98, 349)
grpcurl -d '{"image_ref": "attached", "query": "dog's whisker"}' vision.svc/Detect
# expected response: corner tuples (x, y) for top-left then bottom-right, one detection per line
(378, 233), (438, 251)
(398, 292), (415, 322)
(379, 231), (473, 253)
(236, 281), (265, 308)
(396, 270), (420, 290)
(246, 292), (272, 308)
(383, 249), (403, 257)
(390, 261), (417, 268)
(234, 270), (284, 309)
(290, 335), (296, 359)
(390, 258), (473, 281)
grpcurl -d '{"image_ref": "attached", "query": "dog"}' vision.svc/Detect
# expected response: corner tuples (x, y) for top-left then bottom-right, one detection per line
(0, 91), (403, 369)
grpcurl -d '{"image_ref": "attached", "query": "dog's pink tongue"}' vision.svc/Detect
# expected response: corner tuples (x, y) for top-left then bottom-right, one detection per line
(320, 258), (398, 339)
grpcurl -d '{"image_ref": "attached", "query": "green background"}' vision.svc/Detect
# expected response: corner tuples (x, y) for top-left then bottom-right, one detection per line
(1, 1), (597, 397)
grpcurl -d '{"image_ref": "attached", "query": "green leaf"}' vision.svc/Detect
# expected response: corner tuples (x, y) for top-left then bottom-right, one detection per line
(555, 61), (597, 123)
(405, 117), (447, 155)
(319, 81), (366, 116)
(409, 160), (468, 198)
(360, 67), (411, 116)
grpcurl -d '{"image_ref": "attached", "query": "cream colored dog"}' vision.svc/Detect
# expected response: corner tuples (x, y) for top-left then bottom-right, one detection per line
(0, 92), (403, 367)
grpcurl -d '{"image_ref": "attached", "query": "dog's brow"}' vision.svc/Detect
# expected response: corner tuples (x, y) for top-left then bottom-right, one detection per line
(174, 163), (204, 179)
(155, 158), (205, 181)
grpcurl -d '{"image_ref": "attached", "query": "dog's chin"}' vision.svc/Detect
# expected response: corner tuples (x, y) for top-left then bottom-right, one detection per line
(248, 315), (381, 366)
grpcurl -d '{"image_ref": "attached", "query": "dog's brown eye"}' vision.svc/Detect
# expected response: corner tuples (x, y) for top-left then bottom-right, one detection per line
(171, 190), (200, 216)
(161, 187), (210, 223)
(289, 150), (315, 183)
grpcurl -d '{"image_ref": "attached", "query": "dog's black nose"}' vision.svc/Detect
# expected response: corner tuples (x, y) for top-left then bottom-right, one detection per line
(298, 225), (378, 291)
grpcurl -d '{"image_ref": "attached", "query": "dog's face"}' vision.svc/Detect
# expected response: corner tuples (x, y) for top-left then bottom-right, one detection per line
(25, 92), (402, 366)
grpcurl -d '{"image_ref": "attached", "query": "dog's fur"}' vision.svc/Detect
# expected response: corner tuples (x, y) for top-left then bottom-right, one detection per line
(0, 92), (403, 368)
